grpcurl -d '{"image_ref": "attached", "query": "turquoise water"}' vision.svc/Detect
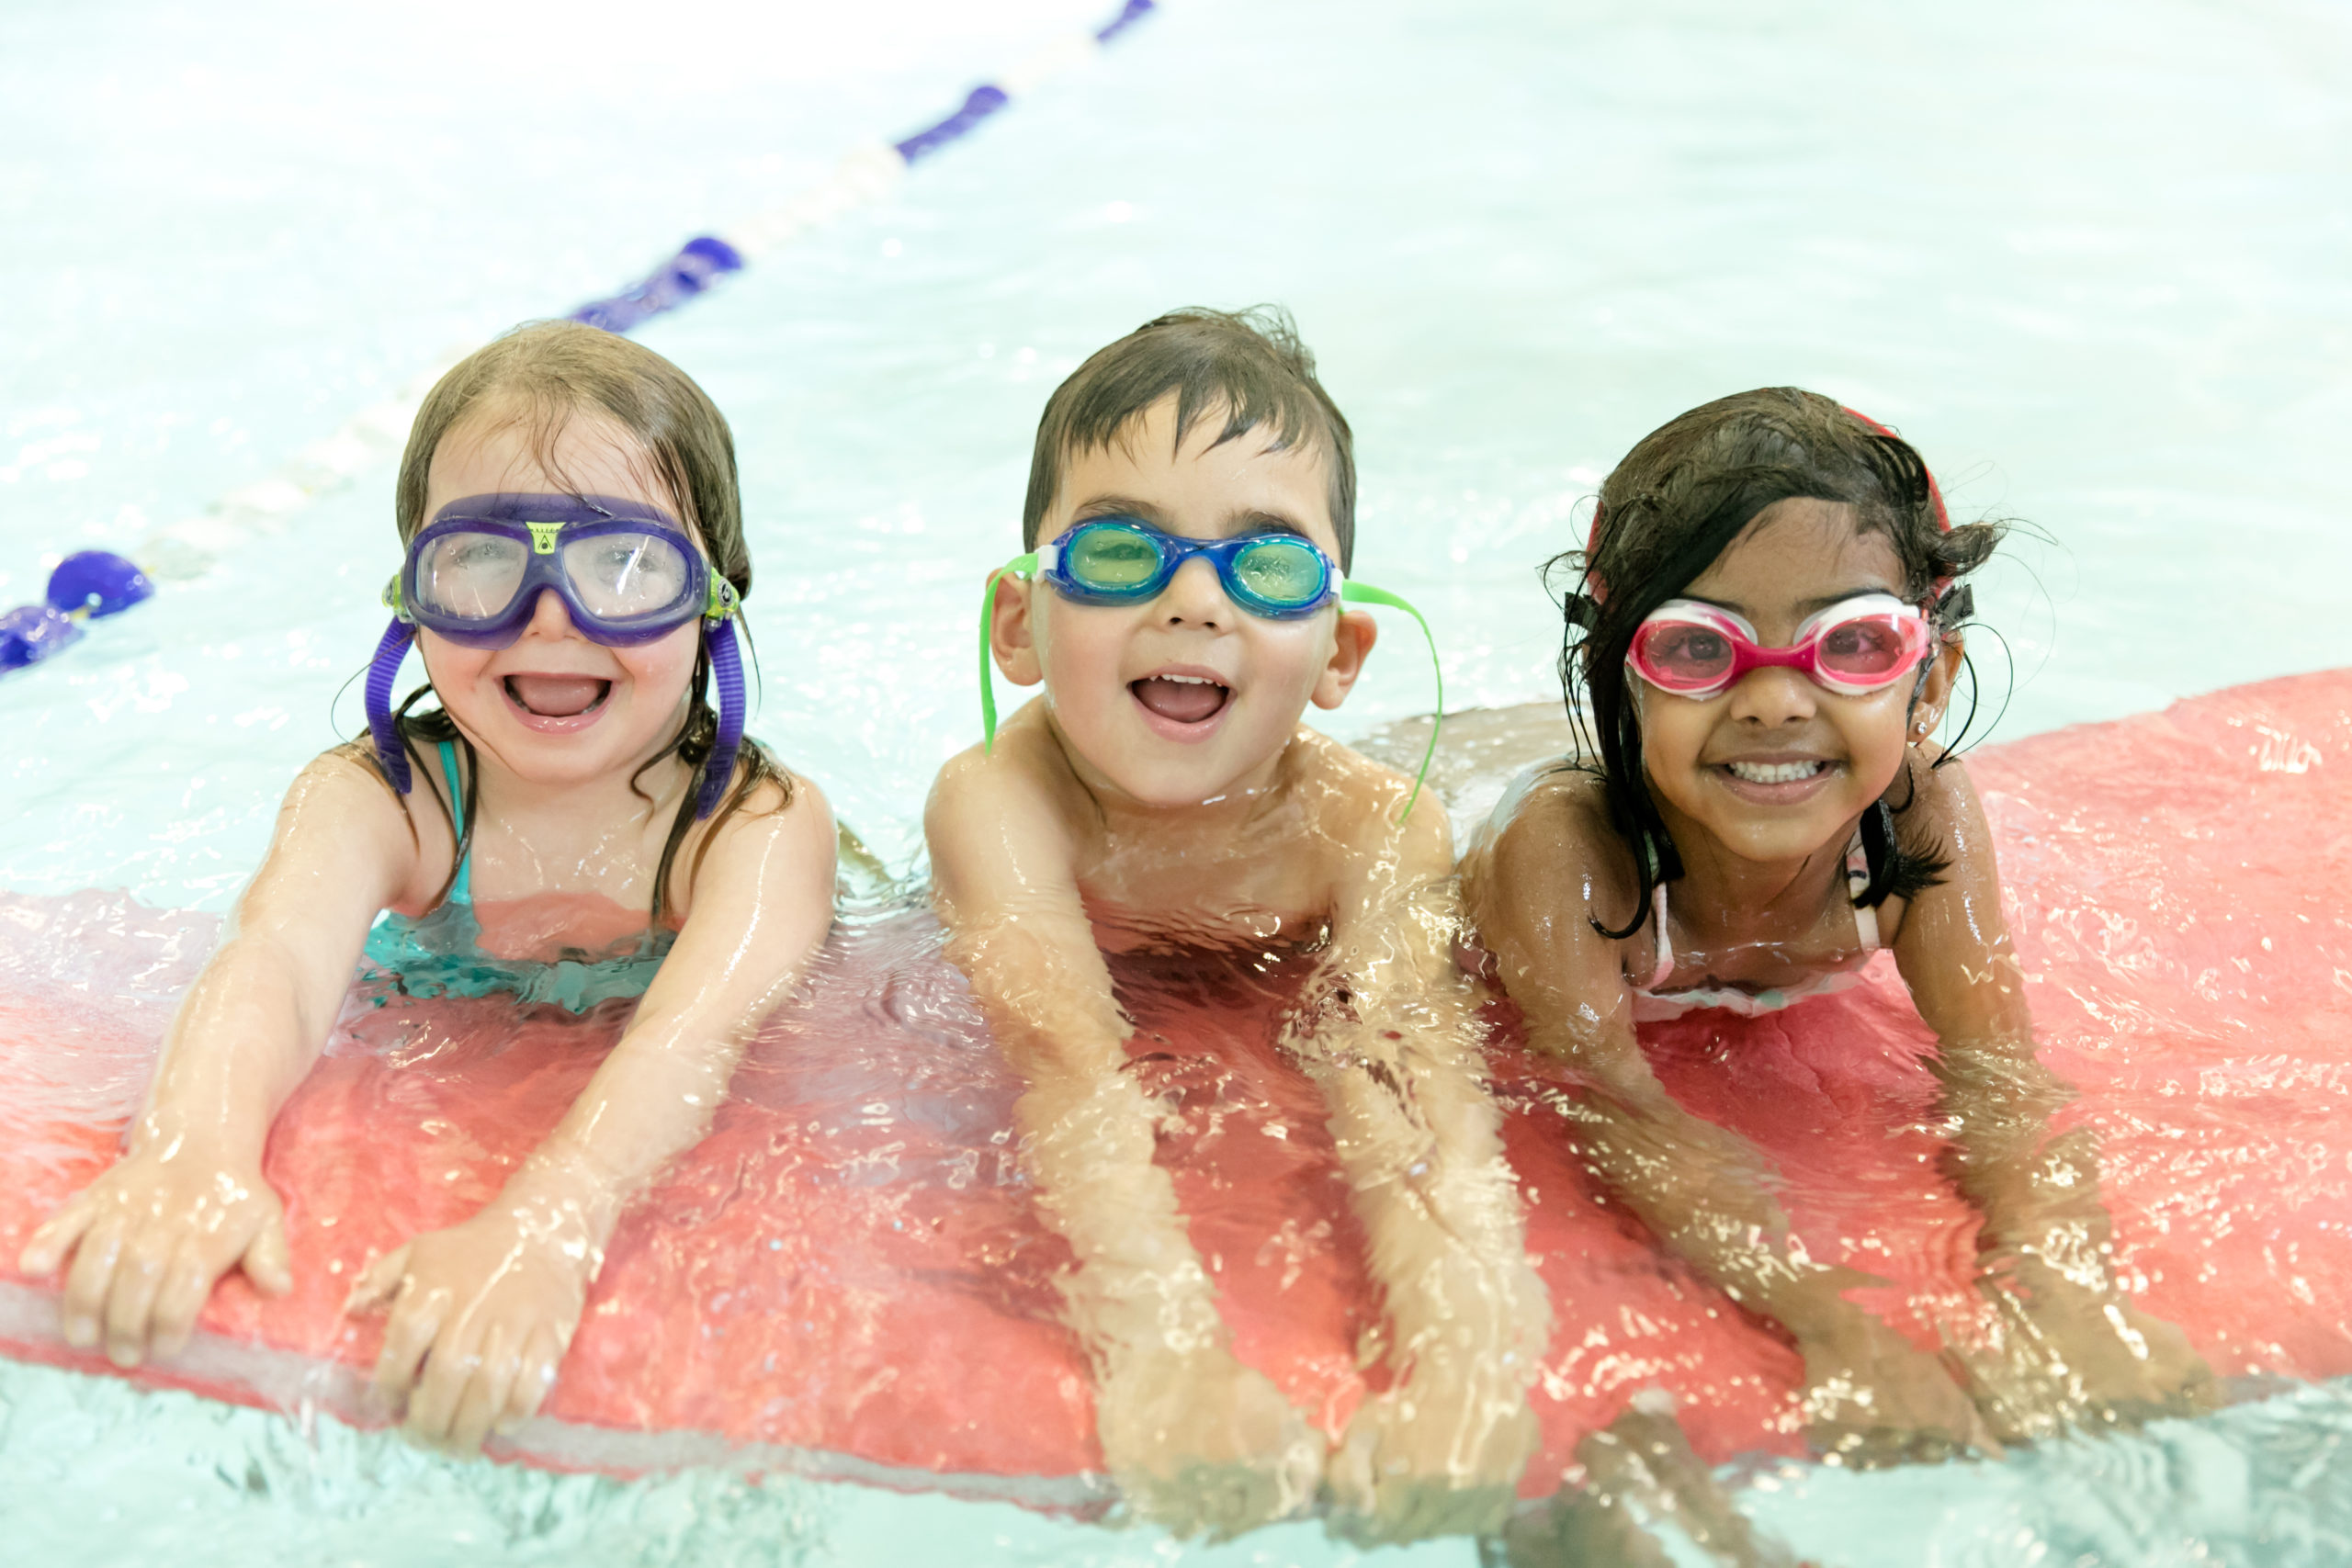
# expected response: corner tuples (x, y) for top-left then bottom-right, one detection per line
(3, 0), (2349, 1562)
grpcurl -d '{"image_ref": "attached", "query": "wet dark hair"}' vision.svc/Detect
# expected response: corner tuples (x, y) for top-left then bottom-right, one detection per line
(1553, 387), (2006, 941)
(1023, 306), (1357, 570)
(351, 319), (788, 928)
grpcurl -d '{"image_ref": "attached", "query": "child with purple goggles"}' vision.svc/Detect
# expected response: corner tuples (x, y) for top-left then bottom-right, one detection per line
(368, 494), (744, 817)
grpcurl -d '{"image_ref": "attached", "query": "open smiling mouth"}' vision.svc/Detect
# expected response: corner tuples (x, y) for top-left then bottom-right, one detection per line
(504, 675), (612, 719)
(1130, 673), (1230, 726)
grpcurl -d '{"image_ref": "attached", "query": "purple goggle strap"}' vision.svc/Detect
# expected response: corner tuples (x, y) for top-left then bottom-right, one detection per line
(364, 613), (741, 817)
(698, 616), (745, 818)
(366, 619), (418, 794)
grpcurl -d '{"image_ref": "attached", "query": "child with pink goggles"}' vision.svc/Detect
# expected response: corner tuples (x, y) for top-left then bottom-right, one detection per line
(1625, 592), (1934, 701)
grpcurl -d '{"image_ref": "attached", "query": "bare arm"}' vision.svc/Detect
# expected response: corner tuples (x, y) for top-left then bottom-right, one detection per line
(1296, 777), (1549, 1538)
(19, 748), (422, 1364)
(356, 774), (840, 1450)
(1894, 756), (2211, 1426)
(923, 730), (1319, 1532)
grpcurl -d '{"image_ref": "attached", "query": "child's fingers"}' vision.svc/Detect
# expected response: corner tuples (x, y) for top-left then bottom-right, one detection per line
(240, 1209), (293, 1298)
(403, 1315), (485, 1448)
(343, 1242), (412, 1317)
(58, 1214), (130, 1350)
(495, 1325), (564, 1437)
(446, 1322), (518, 1456)
(149, 1239), (220, 1361)
(368, 1275), (446, 1416)
(17, 1192), (96, 1278)
(101, 1229), (178, 1368)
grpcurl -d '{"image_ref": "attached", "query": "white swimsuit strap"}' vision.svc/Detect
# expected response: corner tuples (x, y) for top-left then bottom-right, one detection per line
(1645, 878), (1675, 988)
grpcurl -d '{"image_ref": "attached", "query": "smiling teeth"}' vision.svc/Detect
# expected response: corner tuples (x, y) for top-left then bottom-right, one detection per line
(1158, 674), (1222, 685)
(1727, 760), (1828, 784)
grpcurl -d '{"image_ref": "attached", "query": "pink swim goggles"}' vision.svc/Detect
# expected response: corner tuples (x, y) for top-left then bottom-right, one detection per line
(1626, 593), (1933, 700)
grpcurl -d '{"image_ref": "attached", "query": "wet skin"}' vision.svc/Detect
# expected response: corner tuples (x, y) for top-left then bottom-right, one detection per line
(1463, 499), (2213, 1464)
(19, 406), (839, 1456)
(928, 395), (1551, 1540)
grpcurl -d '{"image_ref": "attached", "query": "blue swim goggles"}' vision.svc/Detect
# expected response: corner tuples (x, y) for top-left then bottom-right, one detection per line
(365, 495), (745, 818)
(980, 517), (1442, 818)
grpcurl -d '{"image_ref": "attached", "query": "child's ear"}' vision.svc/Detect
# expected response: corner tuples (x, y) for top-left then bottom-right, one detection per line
(1911, 635), (1964, 739)
(1309, 609), (1378, 711)
(990, 574), (1045, 688)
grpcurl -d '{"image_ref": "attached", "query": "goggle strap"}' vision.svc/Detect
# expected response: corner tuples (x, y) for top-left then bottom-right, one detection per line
(980, 553), (1038, 754)
(697, 616), (746, 819)
(365, 618), (417, 795)
(1340, 580), (1442, 823)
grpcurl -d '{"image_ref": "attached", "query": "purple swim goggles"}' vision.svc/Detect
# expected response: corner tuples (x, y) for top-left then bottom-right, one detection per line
(365, 495), (745, 818)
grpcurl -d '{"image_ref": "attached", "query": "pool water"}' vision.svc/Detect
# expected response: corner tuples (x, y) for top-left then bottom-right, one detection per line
(3, 0), (2349, 1562)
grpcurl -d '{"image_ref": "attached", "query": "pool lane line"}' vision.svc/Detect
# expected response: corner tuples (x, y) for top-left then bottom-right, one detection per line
(0, 0), (1160, 675)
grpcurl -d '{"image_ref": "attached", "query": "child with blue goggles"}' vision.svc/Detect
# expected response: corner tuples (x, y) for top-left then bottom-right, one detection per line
(929, 307), (1548, 1543)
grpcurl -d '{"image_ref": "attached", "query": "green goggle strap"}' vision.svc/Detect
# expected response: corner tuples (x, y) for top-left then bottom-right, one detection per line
(977, 558), (1442, 823)
(1340, 581), (1442, 822)
(979, 554), (1039, 754)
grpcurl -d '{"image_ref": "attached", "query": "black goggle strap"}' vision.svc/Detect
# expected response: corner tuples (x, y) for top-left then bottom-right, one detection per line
(979, 553), (1039, 753)
(1340, 580), (1442, 822)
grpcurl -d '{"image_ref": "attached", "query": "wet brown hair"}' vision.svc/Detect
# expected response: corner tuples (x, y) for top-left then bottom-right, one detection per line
(360, 320), (787, 927)
(1023, 306), (1357, 570)
(1555, 387), (2007, 939)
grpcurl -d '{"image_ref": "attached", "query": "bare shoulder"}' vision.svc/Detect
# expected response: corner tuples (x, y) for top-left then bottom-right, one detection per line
(1297, 728), (1451, 877)
(922, 706), (1085, 899)
(1461, 762), (1645, 942)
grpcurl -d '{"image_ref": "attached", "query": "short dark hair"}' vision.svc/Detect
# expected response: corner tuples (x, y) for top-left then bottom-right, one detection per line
(1022, 306), (1357, 570)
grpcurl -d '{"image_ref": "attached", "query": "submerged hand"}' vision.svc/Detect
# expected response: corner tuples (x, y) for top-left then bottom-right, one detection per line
(1328, 1358), (1539, 1542)
(1797, 1313), (1999, 1466)
(17, 1147), (292, 1369)
(1094, 1343), (1325, 1540)
(345, 1194), (596, 1456)
(1972, 1261), (2218, 1440)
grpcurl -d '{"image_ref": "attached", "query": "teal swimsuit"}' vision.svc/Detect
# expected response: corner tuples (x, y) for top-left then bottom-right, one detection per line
(360, 742), (674, 1012)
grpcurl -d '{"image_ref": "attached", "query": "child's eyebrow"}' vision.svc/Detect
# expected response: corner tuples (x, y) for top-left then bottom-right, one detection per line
(1796, 585), (1903, 613)
(1069, 493), (1170, 526)
(1227, 509), (1311, 541)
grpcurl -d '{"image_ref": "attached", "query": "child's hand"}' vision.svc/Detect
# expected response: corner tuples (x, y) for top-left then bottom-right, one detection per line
(1094, 1342), (1324, 1540)
(1795, 1312), (2000, 1466)
(345, 1194), (596, 1456)
(1328, 1361), (1539, 1542)
(1974, 1261), (2218, 1438)
(17, 1147), (293, 1368)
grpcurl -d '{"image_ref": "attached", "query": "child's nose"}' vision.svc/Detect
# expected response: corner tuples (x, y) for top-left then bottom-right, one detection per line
(1724, 665), (1818, 727)
(520, 586), (582, 640)
(1159, 556), (1227, 629)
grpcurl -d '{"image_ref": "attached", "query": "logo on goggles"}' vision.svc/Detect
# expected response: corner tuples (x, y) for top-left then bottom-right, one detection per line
(1627, 594), (1932, 701)
(976, 517), (1445, 820)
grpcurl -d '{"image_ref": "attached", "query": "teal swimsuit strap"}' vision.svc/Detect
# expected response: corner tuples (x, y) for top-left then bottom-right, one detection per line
(437, 741), (472, 904)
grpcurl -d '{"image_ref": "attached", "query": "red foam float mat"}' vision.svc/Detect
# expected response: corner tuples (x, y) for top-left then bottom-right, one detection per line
(2, 670), (2347, 1505)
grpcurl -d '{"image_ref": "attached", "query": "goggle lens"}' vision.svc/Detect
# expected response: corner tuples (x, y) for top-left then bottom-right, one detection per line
(1231, 536), (1327, 608)
(1065, 525), (1163, 591)
(560, 531), (693, 619)
(415, 532), (527, 619)
(1634, 621), (1736, 689)
(1817, 616), (1910, 679)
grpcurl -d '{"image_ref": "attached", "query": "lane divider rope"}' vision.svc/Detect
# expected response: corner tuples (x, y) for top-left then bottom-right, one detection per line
(0, 0), (1159, 673)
